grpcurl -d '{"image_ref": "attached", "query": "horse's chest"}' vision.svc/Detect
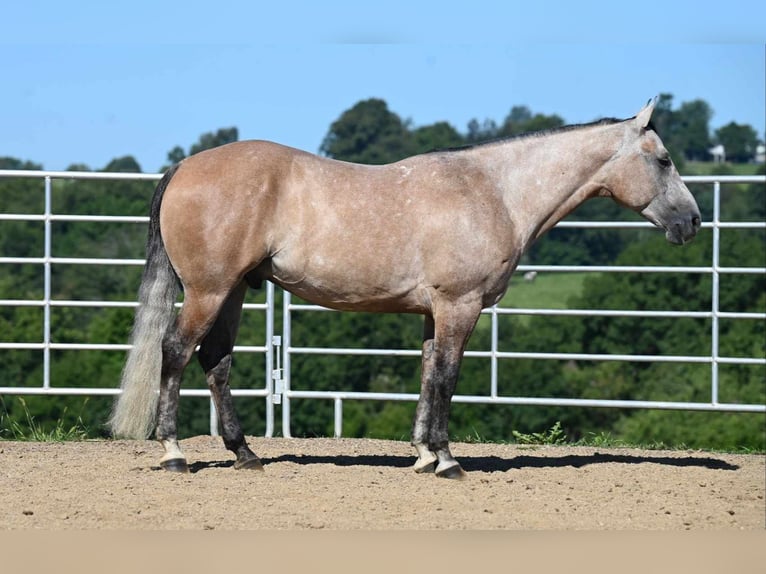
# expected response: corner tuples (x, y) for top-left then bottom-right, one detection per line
(480, 252), (520, 306)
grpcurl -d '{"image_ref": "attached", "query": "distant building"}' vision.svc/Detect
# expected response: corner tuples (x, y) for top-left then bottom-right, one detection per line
(755, 144), (765, 164)
(708, 144), (726, 163)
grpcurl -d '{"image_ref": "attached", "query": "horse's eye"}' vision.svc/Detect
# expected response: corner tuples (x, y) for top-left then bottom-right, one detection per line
(658, 156), (672, 168)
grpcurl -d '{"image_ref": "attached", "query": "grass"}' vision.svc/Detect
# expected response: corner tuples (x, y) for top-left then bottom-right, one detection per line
(0, 397), (89, 442)
(458, 422), (765, 454)
(512, 421), (567, 445)
(476, 272), (596, 329)
(684, 161), (762, 176)
(502, 272), (594, 310)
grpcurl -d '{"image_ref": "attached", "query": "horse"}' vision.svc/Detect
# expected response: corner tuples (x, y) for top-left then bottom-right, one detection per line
(109, 99), (701, 478)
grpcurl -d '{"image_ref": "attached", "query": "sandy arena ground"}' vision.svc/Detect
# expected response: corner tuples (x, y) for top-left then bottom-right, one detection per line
(1, 435), (763, 530)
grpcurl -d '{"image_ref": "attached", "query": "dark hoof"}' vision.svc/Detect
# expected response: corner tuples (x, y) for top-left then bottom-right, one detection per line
(160, 458), (189, 473)
(234, 457), (264, 471)
(435, 464), (466, 480)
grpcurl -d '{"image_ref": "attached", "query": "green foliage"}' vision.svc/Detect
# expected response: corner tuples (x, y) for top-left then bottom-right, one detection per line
(410, 121), (464, 154)
(0, 397), (89, 441)
(499, 105), (565, 137)
(575, 430), (628, 448)
(500, 272), (593, 317)
(320, 98), (413, 164)
(162, 127), (239, 169)
(675, 99), (713, 161)
(189, 127), (239, 157)
(715, 122), (760, 163)
(105, 156), (142, 173)
(512, 421), (567, 445)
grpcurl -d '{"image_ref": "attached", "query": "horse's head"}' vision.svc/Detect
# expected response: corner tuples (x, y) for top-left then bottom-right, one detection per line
(602, 99), (701, 245)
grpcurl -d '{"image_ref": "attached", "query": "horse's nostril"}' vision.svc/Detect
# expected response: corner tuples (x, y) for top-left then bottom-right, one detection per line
(692, 215), (701, 229)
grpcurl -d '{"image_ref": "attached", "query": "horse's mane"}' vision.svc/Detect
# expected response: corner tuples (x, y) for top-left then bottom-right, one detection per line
(430, 117), (632, 155)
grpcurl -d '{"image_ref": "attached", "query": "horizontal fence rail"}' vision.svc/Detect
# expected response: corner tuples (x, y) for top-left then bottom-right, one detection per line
(1, 170), (764, 439)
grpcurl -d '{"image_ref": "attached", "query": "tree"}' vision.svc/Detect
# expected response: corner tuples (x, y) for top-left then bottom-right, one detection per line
(320, 98), (412, 164)
(163, 127), (239, 169)
(465, 118), (498, 143)
(645, 93), (685, 168)
(499, 105), (564, 137)
(104, 156), (142, 173)
(189, 127), (239, 156)
(649, 93), (674, 127)
(715, 122), (760, 163)
(166, 146), (186, 166)
(674, 99), (712, 161)
(0, 157), (42, 170)
(504, 105), (532, 128)
(647, 95), (724, 165)
(410, 121), (464, 154)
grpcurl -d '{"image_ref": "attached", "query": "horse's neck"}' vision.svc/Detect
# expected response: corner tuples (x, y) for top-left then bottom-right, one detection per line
(480, 126), (620, 246)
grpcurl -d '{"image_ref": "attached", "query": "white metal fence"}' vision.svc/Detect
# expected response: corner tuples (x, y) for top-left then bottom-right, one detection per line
(1, 170), (764, 438)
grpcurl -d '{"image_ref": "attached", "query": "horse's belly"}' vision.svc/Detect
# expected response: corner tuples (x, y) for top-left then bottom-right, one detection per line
(267, 253), (427, 313)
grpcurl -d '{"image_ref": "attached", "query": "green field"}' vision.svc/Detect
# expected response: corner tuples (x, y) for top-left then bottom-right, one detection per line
(684, 161), (762, 176)
(468, 272), (595, 334)
(501, 272), (595, 310)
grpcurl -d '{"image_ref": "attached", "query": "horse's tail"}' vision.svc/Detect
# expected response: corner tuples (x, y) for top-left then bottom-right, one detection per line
(109, 164), (182, 439)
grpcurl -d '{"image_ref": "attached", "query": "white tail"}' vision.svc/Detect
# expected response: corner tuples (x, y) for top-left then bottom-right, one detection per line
(108, 166), (180, 439)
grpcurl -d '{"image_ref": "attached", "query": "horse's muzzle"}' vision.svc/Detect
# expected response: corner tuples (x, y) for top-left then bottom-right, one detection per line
(665, 213), (702, 245)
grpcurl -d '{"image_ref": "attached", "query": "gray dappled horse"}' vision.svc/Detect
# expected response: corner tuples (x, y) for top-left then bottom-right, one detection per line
(110, 99), (700, 478)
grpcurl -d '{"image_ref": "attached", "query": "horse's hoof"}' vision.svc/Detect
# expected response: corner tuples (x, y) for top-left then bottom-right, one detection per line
(412, 447), (437, 474)
(413, 459), (436, 474)
(160, 458), (189, 473)
(234, 457), (264, 471)
(435, 463), (466, 480)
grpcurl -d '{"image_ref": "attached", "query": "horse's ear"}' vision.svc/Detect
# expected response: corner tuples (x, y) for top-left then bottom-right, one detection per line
(635, 97), (657, 130)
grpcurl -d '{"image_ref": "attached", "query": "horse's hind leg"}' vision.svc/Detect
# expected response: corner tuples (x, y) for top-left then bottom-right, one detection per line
(156, 288), (229, 472)
(198, 280), (263, 471)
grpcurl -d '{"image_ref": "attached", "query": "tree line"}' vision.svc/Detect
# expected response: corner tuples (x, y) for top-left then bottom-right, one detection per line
(0, 94), (763, 450)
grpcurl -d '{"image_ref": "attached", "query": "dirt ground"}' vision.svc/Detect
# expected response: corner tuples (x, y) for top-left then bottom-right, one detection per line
(1, 435), (763, 530)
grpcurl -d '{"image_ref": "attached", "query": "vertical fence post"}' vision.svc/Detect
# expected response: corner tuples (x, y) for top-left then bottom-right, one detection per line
(282, 290), (292, 438)
(334, 397), (343, 438)
(264, 281), (275, 437)
(43, 176), (52, 390)
(490, 305), (499, 398)
(710, 180), (721, 405)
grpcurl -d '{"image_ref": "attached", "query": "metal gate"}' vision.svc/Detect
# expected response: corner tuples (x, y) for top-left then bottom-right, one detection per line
(1, 170), (764, 438)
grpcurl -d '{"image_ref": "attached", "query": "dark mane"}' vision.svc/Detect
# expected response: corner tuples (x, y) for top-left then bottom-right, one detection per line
(430, 117), (628, 154)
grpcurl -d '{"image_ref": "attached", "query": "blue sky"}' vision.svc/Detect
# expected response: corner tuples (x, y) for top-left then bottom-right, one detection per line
(2, 1), (765, 172)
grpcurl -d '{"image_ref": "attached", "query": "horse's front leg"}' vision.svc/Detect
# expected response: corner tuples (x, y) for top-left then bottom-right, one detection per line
(412, 303), (481, 479)
(412, 316), (438, 473)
